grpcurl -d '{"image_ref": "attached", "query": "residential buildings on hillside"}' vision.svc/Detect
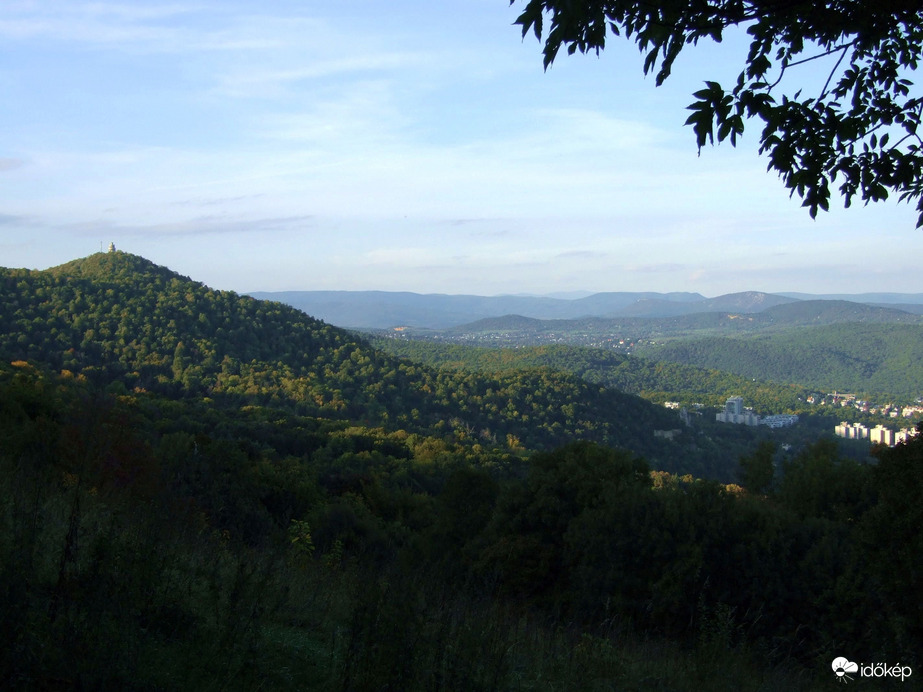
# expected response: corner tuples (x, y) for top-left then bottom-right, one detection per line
(810, 392), (923, 418)
(834, 422), (918, 447)
(715, 396), (798, 428)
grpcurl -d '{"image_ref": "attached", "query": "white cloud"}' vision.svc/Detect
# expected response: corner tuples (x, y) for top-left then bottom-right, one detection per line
(215, 53), (425, 99)
(0, 158), (26, 172)
(0, 2), (310, 53)
(2, 0), (920, 295)
(59, 213), (316, 237)
(360, 247), (444, 266)
(0, 3), (197, 46)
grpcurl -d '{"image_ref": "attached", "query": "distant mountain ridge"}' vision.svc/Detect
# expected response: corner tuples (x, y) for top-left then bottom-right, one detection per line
(779, 292), (923, 302)
(249, 289), (923, 329)
(613, 291), (798, 318)
(247, 290), (710, 328)
(423, 300), (922, 348)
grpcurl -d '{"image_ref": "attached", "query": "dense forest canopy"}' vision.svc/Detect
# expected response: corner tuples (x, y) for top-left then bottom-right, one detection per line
(0, 252), (684, 459)
(636, 323), (923, 398)
(372, 338), (812, 411)
(373, 310), (923, 402)
(2, 357), (920, 689)
(1, 252), (920, 689)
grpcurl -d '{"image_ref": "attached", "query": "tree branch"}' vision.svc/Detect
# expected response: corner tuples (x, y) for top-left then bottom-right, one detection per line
(819, 44), (851, 101)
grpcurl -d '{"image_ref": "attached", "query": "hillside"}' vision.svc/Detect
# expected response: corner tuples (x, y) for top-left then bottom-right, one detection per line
(758, 299), (922, 326)
(380, 298), (922, 358)
(5, 359), (919, 690)
(635, 323), (923, 398)
(0, 251), (684, 463)
(445, 314), (550, 333)
(3, 253), (922, 689)
(372, 339), (810, 413)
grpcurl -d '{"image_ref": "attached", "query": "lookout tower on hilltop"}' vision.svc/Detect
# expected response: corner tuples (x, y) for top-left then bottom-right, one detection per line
(108, 242), (116, 253)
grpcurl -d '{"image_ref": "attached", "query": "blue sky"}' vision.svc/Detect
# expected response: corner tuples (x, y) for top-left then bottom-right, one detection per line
(2, 0), (920, 296)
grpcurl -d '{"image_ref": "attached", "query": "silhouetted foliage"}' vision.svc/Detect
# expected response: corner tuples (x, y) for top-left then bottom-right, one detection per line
(512, 0), (923, 224)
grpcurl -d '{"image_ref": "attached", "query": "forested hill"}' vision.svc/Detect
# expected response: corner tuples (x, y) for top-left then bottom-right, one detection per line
(636, 323), (923, 399)
(759, 299), (922, 326)
(2, 251), (350, 388)
(0, 252), (682, 459)
(447, 299), (922, 335)
(372, 339), (809, 412)
(4, 253), (923, 688)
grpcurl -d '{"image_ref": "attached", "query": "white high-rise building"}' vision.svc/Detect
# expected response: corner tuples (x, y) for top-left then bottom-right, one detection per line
(716, 396), (759, 425)
(870, 425), (895, 446)
(835, 422), (869, 440)
(725, 396), (744, 416)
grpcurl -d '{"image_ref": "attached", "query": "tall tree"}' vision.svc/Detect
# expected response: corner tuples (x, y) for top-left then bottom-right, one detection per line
(738, 440), (775, 493)
(511, 0), (923, 224)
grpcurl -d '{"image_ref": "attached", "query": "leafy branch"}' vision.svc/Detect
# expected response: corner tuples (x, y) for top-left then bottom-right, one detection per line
(512, 0), (923, 226)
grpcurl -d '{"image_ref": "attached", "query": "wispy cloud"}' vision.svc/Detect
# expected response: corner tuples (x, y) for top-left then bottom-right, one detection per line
(555, 250), (608, 260)
(622, 263), (687, 273)
(360, 247), (444, 267)
(0, 213), (32, 225)
(255, 80), (408, 146)
(60, 214), (316, 238)
(215, 53), (424, 99)
(173, 194), (267, 208)
(0, 158), (26, 172)
(0, 2), (301, 53)
(3, 0), (919, 295)
(0, 3), (195, 46)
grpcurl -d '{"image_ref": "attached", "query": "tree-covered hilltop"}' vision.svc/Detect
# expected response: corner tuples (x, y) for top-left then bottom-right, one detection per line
(0, 251), (686, 461)
(636, 323), (923, 399)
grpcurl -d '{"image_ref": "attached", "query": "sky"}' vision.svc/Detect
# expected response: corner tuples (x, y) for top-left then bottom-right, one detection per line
(2, 0), (921, 297)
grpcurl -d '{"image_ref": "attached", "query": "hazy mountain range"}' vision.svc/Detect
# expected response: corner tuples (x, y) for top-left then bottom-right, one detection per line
(248, 289), (923, 329)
